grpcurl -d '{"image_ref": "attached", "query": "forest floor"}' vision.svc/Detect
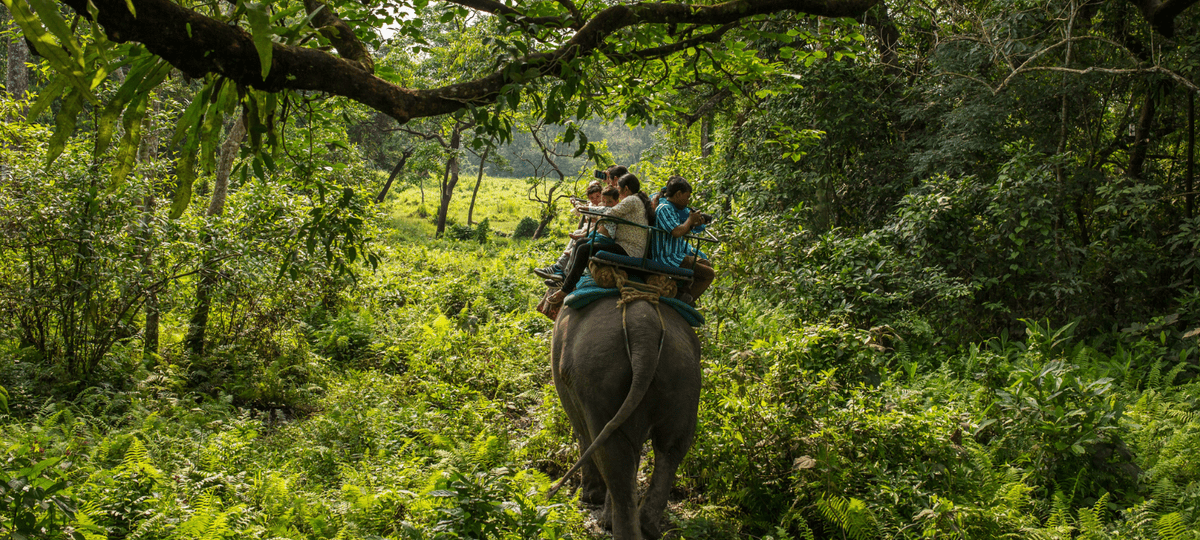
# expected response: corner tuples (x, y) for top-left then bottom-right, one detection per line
(1, 189), (1197, 540)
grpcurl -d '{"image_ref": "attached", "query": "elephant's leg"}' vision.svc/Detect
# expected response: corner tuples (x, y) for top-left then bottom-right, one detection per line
(600, 491), (614, 531)
(638, 427), (695, 539)
(580, 453), (607, 504)
(554, 380), (607, 504)
(572, 425), (607, 505)
(592, 441), (643, 540)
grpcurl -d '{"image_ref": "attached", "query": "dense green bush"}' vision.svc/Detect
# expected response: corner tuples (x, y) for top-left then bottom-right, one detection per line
(513, 217), (539, 238)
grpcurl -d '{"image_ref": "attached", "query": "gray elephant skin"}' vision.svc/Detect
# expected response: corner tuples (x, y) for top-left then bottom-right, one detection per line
(550, 298), (701, 540)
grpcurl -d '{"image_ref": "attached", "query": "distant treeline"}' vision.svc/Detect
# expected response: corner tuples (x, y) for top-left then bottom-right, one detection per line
(476, 121), (658, 179)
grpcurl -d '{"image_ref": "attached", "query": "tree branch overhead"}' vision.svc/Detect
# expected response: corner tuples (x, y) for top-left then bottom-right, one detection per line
(54, 0), (882, 124)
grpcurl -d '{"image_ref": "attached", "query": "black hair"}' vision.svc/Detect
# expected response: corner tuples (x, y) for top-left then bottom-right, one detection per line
(607, 165), (628, 178)
(602, 186), (619, 200)
(618, 173), (654, 224)
(586, 181), (603, 195)
(664, 175), (692, 198)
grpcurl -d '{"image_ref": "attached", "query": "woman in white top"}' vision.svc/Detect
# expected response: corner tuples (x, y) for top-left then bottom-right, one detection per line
(554, 174), (654, 296)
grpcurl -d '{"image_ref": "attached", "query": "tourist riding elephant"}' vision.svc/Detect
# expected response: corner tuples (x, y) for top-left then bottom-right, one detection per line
(548, 297), (702, 540)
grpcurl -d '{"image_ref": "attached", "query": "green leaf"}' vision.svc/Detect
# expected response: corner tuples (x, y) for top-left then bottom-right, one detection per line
(200, 82), (239, 174)
(247, 93), (264, 151)
(108, 59), (169, 190)
(245, 2), (275, 79)
(26, 77), (68, 120)
(169, 135), (201, 219)
(46, 86), (86, 165)
(26, 0), (84, 59)
(572, 131), (588, 158)
(97, 57), (164, 155)
(7, 0), (97, 104)
(171, 80), (216, 148)
(252, 156), (266, 180)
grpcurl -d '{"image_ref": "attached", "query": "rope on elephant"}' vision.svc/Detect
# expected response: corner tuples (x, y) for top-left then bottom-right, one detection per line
(588, 262), (677, 305)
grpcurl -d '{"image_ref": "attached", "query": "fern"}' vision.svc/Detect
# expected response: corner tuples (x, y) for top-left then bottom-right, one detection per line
(119, 436), (162, 479)
(1156, 512), (1186, 540)
(816, 495), (876, 540)
(1147, 358), (1164, 390)
(1164, 407), (1196, 425)
(173, 492), (237, 540)
(781, 509), (817, 540)
(792, 518), (817, 540)
(122, 437), (150, 467)
(1074, 492), (1109, 540)
(1161, 362), (1188, 390)
(126, 513), (168, 540)
(72, 502), (109, 540)
(1151, 477), (1181, 512)
(1045, 491), (1074, 530)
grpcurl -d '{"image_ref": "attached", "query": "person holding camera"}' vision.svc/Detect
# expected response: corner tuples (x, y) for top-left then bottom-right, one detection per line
(533, 164), (626, 282)
(653, 176), (715, 306)
(550, 173), (653, 300)
(599, 164), (626, 188)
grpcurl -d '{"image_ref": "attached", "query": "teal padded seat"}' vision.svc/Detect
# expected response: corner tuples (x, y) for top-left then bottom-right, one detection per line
(591, 250), (695, 279)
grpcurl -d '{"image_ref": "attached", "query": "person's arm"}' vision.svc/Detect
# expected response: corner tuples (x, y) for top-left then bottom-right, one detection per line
(658, 204), (701, 238)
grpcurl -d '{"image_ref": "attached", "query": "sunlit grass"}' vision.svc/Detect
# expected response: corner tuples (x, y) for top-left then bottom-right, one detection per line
(378, 173), (593, 240)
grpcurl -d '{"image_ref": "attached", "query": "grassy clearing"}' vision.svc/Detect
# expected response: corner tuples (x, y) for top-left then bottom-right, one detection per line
(380, 172), (598, 239)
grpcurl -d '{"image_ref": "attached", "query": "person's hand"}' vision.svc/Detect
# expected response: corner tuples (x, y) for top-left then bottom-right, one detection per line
(686, 209), (704, 226)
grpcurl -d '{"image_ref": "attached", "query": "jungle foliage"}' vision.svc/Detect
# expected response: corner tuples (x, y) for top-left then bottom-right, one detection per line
(3, 0), (1200, 538)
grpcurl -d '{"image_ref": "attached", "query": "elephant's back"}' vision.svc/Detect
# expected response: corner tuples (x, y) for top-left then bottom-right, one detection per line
(552, 299), (701, 404)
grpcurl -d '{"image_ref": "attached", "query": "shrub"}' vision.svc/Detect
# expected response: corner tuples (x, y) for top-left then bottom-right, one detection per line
(448, 223), (475, 241)
(512, 217), (538, 238)
(474, 218), (491, 243)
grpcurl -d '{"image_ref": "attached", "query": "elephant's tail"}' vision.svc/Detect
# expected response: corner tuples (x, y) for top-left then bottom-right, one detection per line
(546, 302), (666, 499)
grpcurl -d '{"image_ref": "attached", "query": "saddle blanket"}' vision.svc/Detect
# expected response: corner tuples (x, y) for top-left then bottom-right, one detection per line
(562, 276), (705, 327)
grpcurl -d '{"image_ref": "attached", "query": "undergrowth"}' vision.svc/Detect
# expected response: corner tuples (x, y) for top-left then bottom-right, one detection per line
(2, 228), (1198, 539)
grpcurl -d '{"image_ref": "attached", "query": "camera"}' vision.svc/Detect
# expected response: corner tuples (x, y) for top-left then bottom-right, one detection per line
(700, 213), (714, 225)
(593, 170), (607, 180)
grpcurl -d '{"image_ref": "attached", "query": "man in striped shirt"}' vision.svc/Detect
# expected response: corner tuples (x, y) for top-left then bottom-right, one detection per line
(653, 176), (715, 306)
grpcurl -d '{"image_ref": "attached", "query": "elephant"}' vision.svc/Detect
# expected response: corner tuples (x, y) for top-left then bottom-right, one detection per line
(547, 297), (702, 540)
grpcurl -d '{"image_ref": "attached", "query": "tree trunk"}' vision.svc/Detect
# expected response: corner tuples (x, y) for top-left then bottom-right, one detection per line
(186, 113), (247, 357)
(4, 7), (30, 115)
(1128, 82), (1160, 180)
(467, 145), (490, 225)
(435, 127), (462, 236)
(419, 171), (426, 208)
(375, 148), (414, 203)
(1055, 5), (1089, 246)
(863, 2), (900, 78)
(141, 194), (160, 360)
(700, 115), (712, 158)
(531, 184), (559, 240)
(1187, 91), (1195, 220)
(140, 97), (162, 360)
(3, 6), (31, 181)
